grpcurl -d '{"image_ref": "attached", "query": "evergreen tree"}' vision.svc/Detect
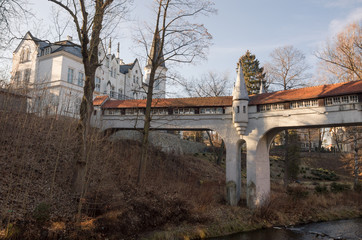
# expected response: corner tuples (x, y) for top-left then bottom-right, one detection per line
(239, 50), (266, 95)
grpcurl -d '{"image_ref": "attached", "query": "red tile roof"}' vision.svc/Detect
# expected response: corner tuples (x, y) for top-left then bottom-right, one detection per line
(96, 80), (362, 109)
(102, 96), (233, 109)
(93, 95), (109, 106)
(249, 80), (362, 105)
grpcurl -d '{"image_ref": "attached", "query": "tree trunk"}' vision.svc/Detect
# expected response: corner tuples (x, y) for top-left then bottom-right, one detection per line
(217, 140), (225, 165)
(138, 67), (156, 185)
(353, 134), (360, 190)
(283, 129), (289, 187)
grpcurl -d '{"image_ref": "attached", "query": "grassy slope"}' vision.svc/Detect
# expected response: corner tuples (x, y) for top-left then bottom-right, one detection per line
(0, 111), (361, 239)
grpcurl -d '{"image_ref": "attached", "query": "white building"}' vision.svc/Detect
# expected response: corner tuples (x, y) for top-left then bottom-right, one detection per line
(10, 32), (166, 117)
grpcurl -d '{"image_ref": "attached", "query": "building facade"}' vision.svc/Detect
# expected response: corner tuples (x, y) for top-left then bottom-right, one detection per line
(10, 32), (166, 117)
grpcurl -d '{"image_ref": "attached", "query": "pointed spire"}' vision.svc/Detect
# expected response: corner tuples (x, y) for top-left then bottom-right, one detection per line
(233, 61), (249, 101)
(147, 29), (166, 68)
(259, 81), (266, 94)
(107, 38), (112, 55)
(116, 42), (120, 59)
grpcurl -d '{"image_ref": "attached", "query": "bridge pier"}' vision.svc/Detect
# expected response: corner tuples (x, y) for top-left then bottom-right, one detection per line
(244, 134), (270, 208)
(225, 140), (242, 205)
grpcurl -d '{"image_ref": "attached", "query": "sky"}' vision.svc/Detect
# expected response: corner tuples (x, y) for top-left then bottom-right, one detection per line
(17, 0), (362, 96)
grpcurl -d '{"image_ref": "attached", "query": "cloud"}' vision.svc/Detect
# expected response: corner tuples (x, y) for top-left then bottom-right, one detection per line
(329, 8), (362, 36)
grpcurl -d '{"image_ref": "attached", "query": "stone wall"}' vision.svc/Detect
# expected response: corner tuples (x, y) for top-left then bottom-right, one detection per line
(109, 130), (206, 155)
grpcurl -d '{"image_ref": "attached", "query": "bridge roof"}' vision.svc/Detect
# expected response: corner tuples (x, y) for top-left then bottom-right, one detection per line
(94, 80), (362, 108)
(249, 80), (362, 105)
(101, 96), (233, 109)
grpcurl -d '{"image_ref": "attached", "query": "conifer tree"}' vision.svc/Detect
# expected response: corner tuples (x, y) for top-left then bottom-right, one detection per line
(239, 50), (266, 95)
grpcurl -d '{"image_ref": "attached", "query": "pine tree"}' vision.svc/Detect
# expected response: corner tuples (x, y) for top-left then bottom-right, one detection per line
(239, 50), (266, 95)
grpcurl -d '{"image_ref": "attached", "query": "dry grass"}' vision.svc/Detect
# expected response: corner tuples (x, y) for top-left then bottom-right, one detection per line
(0, 109), (225, 239)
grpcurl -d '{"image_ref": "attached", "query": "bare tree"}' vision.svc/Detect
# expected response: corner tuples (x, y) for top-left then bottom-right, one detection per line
(0, 0), (30, 50)
(50, 6), (71, 41)
(316, 22), (362, 82)
(183, 71), (231, 97)
(316, 22), (362, 189)
(136, 0), (216, 184)
(265, 45), (310, 91)
(265, 45), (311, 186)
(47, 0), (130, 207)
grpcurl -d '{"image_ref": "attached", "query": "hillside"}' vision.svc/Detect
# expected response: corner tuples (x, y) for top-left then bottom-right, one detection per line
(0, 111), (225, 239)
(0, 111), (361, 240)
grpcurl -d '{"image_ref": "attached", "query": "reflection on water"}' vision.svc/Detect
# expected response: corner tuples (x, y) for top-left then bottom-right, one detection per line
(209, 218), (362, 240)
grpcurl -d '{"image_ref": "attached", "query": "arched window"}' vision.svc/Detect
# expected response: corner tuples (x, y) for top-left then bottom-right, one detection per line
(25, 49), (30, 61)
(20, 50), (25, 63)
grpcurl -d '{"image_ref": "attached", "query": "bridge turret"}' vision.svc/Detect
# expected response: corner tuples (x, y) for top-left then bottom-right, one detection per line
(232, 60), (249, 135)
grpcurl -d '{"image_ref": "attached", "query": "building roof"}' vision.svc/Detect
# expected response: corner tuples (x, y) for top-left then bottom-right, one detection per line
(119, 60), (136, 74)
(249, 80), (362, 105)
(52, 44), (83, 58)
(101, 96), (233, 109)
(93, 95), (109, 106)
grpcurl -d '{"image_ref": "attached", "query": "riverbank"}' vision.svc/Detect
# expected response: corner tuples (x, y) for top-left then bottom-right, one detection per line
(141, 186), (362, 240)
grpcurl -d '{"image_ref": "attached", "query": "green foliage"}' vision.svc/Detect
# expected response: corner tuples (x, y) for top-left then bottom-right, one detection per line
(33, 202), (51, 224)
(239, 50), (266, 94)
(330, 182), (350, 193)
(310, 168), (339, 181)
(315, 184), (329, 194)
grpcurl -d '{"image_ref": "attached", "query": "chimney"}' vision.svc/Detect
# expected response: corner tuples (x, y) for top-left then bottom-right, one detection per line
(107, 38), (112, 55)
(67, 35), (73, 41)
(116, 42), (120, 59)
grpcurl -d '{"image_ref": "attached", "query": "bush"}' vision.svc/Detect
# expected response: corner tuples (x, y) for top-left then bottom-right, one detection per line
(315, 184), (328, 194)
(286, 186), (309, 199)
(310, 168), (339, 181)
(330, 182), (350, 193)
(33, 202), (51, 224)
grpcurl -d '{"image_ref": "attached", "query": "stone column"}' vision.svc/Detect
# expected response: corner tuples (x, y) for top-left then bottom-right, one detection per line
(245, 133), (271, 208)
(225, 140), (241, 206)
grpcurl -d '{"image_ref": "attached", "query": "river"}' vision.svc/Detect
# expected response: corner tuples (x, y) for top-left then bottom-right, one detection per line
(209, 218), (362, 240)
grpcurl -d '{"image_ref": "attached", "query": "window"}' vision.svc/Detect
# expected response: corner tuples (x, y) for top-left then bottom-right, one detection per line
(25, 49), (30, 61)
(133, 75), (136, 83)
(342, 96), (349, 103)
(152, 108), (168, 115)
(325, 98), (333, 106)
(243, 106), (246, 113)
(20, 50), (25, 62)
(237, 106), (240, 113)
(78, 72), (84, 86)
(154, 79), (160, 90)
(23, 69), (31, 84)
(14, 71), (22, 84)
(333, 97), (340, 104)
(95, 77), (101, 92)
(350, 95), (358, 103)
(67, 68), (74, 83)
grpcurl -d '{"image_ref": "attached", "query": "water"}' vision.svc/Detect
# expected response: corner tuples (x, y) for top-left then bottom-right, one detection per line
(209, 218), (362, 240)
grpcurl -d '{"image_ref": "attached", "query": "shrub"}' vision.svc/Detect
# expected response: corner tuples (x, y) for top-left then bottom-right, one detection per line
(330, 182), (350, 193)
(33, 202), (51, 224)
(286, 186), (309, 199)
(315, 184), (328, 194)
(310, 168), (339, 181)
